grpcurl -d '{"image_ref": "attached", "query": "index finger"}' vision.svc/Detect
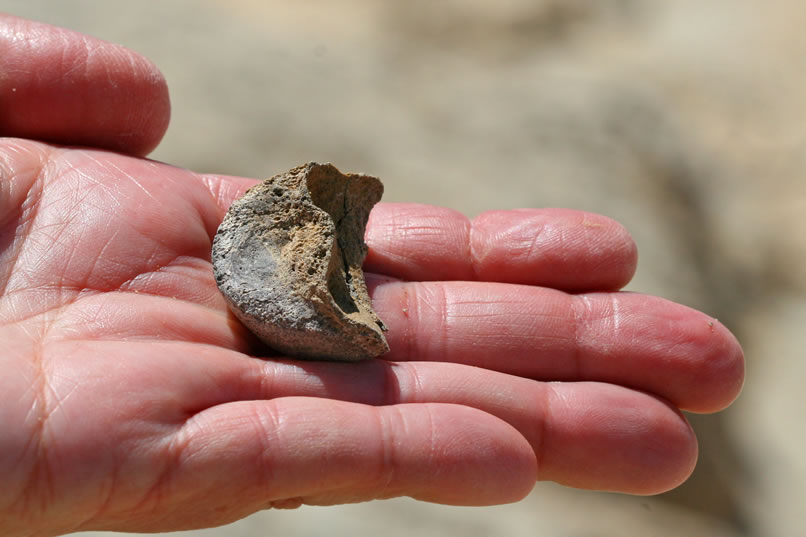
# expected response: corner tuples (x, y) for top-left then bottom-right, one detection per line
(365, 203), (638, 291)
(202, 174), (637, 291)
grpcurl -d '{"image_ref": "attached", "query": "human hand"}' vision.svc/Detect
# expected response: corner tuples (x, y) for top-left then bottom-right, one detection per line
(0, 14), (744, 537)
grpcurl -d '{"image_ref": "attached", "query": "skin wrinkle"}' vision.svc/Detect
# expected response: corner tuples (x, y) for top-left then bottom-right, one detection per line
(68, 34), (105, 123)
(0, 23), (34, 48)
(116, 255), (210, 293)
(401, 362), (425, 405)
(257, 362), (281, 410)
(36, 367), (80, 425)
(127, 429), (188, 524)
(5, 266), (87, 328)
(569, 295), (587, 381)
(1, 287), (91, 329)
(84, 456), (121, 532)
(55, 299), (108, 341)
(0, 336), (42, 515)
(401, 224), (447, 234)
(74, 156), (213, 263)
(365, 206), (475, 281)
(53, 297), (112, 342)
(446, 216), (472, 280)
(433, 284), (451, 362)
(0, 222), (28, 300)
(54, 214), (90, 297)
(59, 33), (91, 85)
(0, 249), (212, 328)
(89, 227), (126, 279)
(198, 174), (247, 223)
(467, 215), (480, 280)
(93, 41), (119, 91)
(392, 213), (410, 264)
(531, 382), (555, 483)
(580, 292), (625, 359)
(58, 300), (231, 346)
(418, 405), (438, 500)
(607, 292), (623, 335)
(0, 147), (47, 300)
(381, 361), (401, 406)
(455, 216), (472, 279)
(14, 334), (55, 525)
(400, 284), (416, 363)
(371, 405), (398, 500)
(73, 175), (167, 265)
(6, 283), (238, 353)
(0, 24), (34, 81)
(90, 154), (159, 206)
(64, 157), (126, 214)
(111, 48), (168, 144)
(523, 218), (549, 265)
(3, 151), (216, 321)
(194, 174), (241, 245)
(7, 272), (221, 340)
(25, 347), (98, 533)
(117, 251), (193, 292)
(10, 158), (117, 301)
(254, 400), (286, 499)
(464, 210), (639, 291)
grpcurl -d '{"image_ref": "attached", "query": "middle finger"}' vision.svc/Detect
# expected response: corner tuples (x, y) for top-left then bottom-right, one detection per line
(368, 277), (744, 413)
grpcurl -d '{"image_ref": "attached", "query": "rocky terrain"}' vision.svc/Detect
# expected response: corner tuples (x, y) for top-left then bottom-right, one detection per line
(4, 1), (803, 535)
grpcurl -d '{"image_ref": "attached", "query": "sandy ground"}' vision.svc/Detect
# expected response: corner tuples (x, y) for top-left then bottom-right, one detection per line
(3, 1), (805, 535)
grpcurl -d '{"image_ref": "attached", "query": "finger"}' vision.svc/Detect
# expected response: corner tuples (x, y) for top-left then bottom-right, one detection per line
(0, 14), (170, 155)
(132, 399), (535, 530)
(269, 363), (698, 494)
(151, 353), (695, 495)
(201, 177), (639, 291)
(470, 208), (637, 290)
(367, 279), (744, 413)
(44, 339), (688, 507)
(364, 204), (637, 291)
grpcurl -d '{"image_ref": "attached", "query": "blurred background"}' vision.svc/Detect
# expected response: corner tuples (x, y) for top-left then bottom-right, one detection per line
(3, 1), (804, 535)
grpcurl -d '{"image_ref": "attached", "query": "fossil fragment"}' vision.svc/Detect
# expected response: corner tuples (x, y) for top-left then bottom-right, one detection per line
(212, 162), (389, 361)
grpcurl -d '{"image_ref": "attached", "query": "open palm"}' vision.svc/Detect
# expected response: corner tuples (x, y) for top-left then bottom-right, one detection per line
(0, 14), (744, 537)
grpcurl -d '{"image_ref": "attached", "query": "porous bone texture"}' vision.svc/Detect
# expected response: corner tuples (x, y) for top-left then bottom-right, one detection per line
(212, 162), (388, 361)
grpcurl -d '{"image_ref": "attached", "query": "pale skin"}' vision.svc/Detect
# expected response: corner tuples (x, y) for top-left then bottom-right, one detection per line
(0, 14), (744, 537)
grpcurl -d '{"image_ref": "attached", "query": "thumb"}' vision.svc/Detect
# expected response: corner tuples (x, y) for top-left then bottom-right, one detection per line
(0, 13), (170, 156)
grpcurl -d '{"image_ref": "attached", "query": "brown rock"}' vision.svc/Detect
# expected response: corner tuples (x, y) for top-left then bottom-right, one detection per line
(212, 162), (389, 361)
